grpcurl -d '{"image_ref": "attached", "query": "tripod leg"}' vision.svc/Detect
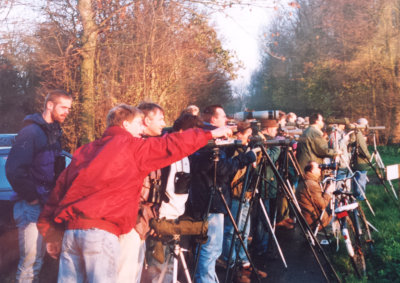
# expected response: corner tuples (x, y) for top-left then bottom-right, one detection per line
(177, 245), (193, 283)
(157, 252), (173, 283)
(258, 193), (288, 268)
(173, 245), (178, 283)
(376, 151), (398, 199)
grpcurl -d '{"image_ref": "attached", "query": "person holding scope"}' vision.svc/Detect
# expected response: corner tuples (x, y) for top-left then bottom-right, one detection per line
(297, 113), (342, 175)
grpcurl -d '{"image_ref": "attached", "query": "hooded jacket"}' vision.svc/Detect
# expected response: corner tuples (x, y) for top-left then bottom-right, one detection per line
(37, 126), (212, 242)
(6, 113), (63, 203)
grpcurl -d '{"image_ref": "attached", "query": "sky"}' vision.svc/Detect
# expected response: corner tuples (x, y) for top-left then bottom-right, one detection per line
(1, 1), (278, 89)
(212, 4), (277, 88)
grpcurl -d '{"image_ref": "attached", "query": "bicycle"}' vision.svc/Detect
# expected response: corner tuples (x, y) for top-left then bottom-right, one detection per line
(322, 173), (374, 278)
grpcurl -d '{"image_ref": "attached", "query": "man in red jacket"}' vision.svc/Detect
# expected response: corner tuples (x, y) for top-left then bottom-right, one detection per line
(37, 104), (232, 283)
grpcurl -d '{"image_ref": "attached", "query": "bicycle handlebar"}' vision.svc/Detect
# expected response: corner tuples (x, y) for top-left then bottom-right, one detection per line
(321, 171), (360, 184)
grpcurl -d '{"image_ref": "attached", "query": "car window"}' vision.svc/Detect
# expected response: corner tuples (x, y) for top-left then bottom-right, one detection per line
(0, 134), (16, 147)
(0, 153), (10, 188)
(62, 151), (72, 167)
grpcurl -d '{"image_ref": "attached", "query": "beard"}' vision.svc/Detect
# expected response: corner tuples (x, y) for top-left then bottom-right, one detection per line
(51, 111), (66, 123)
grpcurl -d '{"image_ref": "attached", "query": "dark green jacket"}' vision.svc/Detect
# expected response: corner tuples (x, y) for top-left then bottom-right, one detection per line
(297, 125), (337, 174)
(260, 135), (281, 199)
(350, 131), (371, 171)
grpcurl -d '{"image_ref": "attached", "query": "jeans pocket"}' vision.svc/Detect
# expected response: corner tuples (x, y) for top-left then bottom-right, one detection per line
(13, 201), (41, 227)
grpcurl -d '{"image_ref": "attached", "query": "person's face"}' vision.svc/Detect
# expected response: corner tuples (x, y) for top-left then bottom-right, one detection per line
(263, 126), (278, 138)
(49, 97), (72, 123)
(124, 116), (144, 138)
(316, 115), (324, 130)
(288, 115), (296, 123)
(211, 108), (227, 128)
(311, 162), (321, 177)
(143, 109), (166, 136)
(237, 128), (252, 145)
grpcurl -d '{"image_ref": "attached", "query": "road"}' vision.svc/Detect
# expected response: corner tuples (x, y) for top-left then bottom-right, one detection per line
(217, 223), (330, 283)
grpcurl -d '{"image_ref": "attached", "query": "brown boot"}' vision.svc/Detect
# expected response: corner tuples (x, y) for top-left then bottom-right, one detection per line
(276, 218), (294, 229)
(241, 265), (268, 279)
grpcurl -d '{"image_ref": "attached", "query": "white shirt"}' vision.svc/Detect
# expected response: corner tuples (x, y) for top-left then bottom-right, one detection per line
(158, 157), (190, 220)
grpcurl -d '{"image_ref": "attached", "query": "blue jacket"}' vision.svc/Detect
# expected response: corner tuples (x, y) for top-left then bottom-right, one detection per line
(189, 124), (256, 218)
(6, 113), (63, 203)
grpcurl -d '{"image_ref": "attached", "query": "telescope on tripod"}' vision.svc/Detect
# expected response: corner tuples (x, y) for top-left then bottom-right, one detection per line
(230, 110), (284, 121)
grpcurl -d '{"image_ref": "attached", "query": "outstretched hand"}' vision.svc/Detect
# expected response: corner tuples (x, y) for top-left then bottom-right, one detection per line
(210, 126), (233, 139)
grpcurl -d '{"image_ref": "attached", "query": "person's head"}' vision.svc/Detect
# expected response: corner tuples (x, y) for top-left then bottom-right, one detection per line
(43, 90), (73, 123)
(260, 119), (279, 138)
(106, 104), (144, 137)
(310, 113), (324, 130)
(202, 104), (227, 128)
(181, 105), (200, 116)
(173, 114), (204, 132)
(236, 122), (252, 145)
(138, 102), (166, 136)
(357, 118), (368, 127)
(286, 112), (297, 123)
(304, 161), (321, 177)
(296, 116), (305, 126)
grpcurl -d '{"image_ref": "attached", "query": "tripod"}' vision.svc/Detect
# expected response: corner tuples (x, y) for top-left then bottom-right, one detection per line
(256, 142), (342, 283)
(369, 131), (398, 200)
(223, 157), (287, 283)
(157, 235), (192, 283)
(191, 147), (262, 283)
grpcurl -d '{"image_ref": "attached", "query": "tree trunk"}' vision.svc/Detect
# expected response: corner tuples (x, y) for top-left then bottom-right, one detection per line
(78, 0), (97, 145)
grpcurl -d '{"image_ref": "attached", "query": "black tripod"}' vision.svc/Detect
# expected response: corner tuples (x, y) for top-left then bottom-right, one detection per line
(191, 147), (262, 283)
(223, 156), (287, 283)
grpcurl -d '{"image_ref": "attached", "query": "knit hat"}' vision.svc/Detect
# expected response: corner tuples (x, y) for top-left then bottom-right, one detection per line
(357, 118), (368, 126)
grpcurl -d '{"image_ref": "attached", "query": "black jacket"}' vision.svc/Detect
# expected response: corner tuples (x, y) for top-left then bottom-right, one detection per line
(189, 124), (256, 218)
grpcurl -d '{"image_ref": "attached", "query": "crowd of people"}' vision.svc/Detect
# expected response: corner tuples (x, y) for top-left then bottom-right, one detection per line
(5, 90), (373, 283)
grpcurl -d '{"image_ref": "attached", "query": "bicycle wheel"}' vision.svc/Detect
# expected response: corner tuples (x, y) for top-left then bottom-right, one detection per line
(355, 206), (373, 252)
(346, 216), (366, 278)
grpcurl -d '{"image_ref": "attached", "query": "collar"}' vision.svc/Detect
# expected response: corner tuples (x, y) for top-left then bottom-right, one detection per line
(305, 172), (320, 182)
(103, 126), (134, 138)
(311, 125), (323, 136)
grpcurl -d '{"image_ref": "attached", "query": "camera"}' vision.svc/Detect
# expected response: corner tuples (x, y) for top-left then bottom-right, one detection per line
(318, 163), (338, 170)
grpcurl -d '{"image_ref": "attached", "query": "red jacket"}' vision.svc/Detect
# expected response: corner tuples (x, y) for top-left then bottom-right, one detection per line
(37, 126), (212, 242)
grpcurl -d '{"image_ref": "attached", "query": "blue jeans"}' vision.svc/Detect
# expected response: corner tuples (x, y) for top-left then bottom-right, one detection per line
(252, 198), (270, 255)
(13, 200), (45, 283)
(195, 213), (224, 283)
(353, 171), (367, 201)
(222, 199), (250, 266)
(58, 229), (120, 283)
